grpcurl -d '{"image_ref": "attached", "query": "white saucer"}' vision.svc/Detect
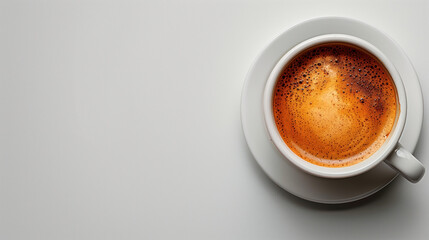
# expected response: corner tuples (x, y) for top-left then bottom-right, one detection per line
(241, 17), (423, 204)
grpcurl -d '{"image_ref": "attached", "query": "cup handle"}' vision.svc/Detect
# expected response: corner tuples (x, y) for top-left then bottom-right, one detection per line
(384, 143), (425, 183)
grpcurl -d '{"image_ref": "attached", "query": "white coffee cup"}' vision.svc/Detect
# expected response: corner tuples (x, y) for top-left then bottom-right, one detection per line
(263, 34), (425, 183)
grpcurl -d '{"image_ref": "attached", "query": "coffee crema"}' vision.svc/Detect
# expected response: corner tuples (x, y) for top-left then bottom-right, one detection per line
(273, 43), (398, 168)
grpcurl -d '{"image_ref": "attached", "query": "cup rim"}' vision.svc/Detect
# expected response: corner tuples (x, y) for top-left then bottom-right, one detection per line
(263, 34), (407, 178)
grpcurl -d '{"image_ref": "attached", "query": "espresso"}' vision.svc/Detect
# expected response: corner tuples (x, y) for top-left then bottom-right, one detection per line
(273, 43), (398, 168)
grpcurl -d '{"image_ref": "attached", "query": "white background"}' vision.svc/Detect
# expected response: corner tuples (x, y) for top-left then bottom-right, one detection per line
(1, 0), (428, 239)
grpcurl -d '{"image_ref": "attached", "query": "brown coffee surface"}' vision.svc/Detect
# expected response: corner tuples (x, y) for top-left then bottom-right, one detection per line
(273, 43), (398, 167)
